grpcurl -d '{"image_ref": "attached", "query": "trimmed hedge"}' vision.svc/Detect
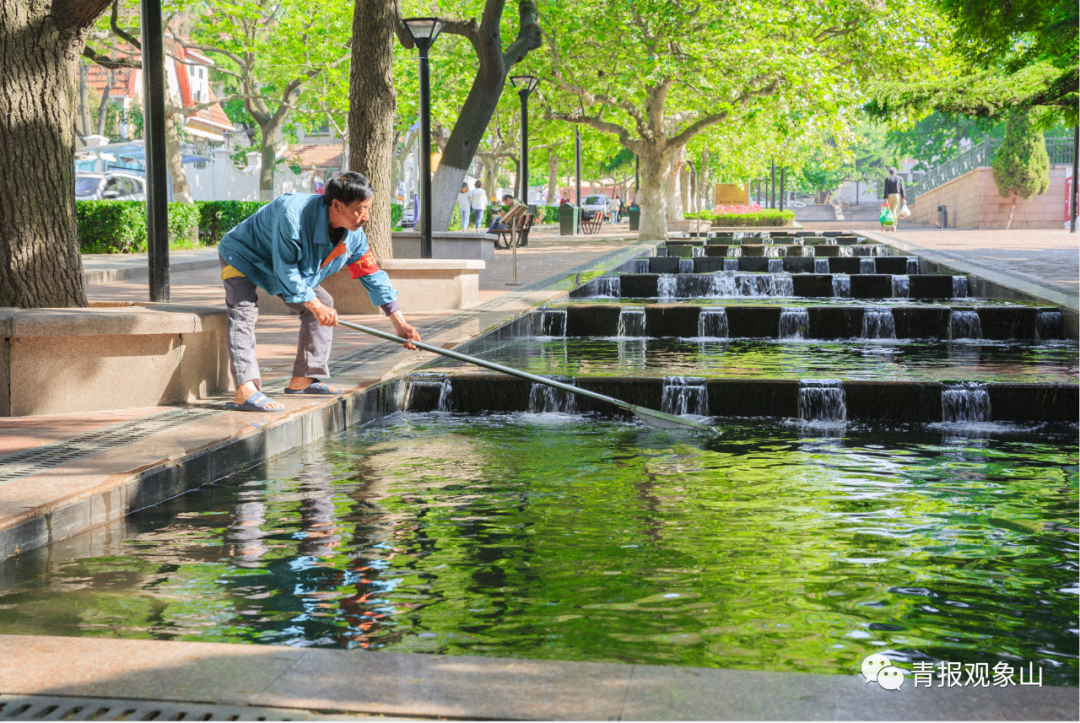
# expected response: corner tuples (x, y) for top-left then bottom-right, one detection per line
(708, 210), (795, 227)
(77, 200), (266, 254)
(76, 201), (201, 254)
(198, 201), (267, 244)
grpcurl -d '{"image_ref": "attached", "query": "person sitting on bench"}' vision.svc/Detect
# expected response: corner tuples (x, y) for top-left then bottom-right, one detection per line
(486, 194), (516, 233)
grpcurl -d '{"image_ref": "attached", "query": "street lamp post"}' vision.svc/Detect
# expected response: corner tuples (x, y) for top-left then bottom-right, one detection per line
(509, 75), (539, 204)
(140, 0), (169, 301)
(574, 127), (582, 234)
(402, 18), (445, 259)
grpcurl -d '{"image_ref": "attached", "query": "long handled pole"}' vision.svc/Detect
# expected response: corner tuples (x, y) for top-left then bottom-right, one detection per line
(338, 320), (716, 433)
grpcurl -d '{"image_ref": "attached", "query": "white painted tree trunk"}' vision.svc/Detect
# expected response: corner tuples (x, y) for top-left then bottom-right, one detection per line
(666, 152), (684, 221)
(638, 150), (668, 240)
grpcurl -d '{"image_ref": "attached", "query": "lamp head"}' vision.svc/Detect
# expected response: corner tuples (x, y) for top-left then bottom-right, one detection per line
(402, 17), (445, 49)
(509, 75), (540, 93)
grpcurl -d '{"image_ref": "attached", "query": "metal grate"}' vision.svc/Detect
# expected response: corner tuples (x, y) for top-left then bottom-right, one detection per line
(0, 695), (306, 721)
(0, 409), (221, 486)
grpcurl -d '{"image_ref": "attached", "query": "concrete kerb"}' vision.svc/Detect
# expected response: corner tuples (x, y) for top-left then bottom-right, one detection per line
(0, 634), (1075, 721)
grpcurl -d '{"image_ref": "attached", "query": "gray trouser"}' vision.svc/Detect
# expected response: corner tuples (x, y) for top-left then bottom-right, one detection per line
(221, 258), (334, 389)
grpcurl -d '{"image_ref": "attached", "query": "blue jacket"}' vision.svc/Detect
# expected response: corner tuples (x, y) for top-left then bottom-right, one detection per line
(218, 193), (398, 307)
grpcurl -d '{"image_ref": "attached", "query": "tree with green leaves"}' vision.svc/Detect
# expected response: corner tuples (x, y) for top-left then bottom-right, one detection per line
(869, 0), (1078, 127)
(541, 0), (944, 239)
(992, 110), (1050, 230)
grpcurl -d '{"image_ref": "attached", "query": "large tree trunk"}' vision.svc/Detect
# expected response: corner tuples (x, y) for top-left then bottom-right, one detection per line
(546, 150), (558, 205)
(1005, 194), (1017, 230)
(665, 149), (684, 221)
(164, 111), (193, 203)
(0, 1), (106, 308)
(79, 64), (91, 136)
(348, 0), (397, 259)
(637, 148), (668, 240)
(257, 128), (278, 201)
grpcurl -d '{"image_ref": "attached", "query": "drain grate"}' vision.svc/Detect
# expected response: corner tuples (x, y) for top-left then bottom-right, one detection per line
(0, 695), (305, 721)
(0, 409), (221, 486)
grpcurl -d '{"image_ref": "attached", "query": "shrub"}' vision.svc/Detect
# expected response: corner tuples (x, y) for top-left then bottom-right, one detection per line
(198, 201), (267, 244)
(390, 203), (404, 229)
(992, 109), (1050, 230)
(77, 201), (203, 253)
(709, 209), (795, 227)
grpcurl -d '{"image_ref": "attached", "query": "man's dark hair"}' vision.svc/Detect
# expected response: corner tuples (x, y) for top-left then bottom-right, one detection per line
(502, 194), (513, 202)
(324, 171), (375, 206)
(475, 180), (483, 188)
(887, 167), (896, 175)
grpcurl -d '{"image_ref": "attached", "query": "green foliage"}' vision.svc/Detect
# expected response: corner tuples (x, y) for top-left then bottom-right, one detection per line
(704, 210), (796, 227)
(77, 201), (265, 253)
(886, 113), (1003, 171)
(390, 203), (404, 229)
(198, 201), (268, 244)
(992, 110), (1051, 201)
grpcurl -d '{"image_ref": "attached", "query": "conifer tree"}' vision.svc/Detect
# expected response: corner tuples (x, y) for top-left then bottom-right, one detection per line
(991, 110), (1050, 229)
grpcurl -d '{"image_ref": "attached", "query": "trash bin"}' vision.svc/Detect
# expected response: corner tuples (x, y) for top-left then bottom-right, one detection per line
(627, 207), (641, 231)
(937, 205), (948, 229)
(559, 204), (579, 235)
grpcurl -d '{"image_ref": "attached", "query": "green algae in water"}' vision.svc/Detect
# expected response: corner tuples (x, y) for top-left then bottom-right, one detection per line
(0, 416), (1076, 684)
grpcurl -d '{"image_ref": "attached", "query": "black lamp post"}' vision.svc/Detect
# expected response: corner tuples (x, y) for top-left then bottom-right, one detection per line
(509, 75), (539, 204)
(402, 17), (445, 258)
(140, 0), (169, 301)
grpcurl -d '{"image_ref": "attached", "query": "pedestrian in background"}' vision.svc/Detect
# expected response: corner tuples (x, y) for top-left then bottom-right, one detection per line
(610, 193), (621, 223)
(882, 168), (906, 232)
(468, 180), (488, 231)
(457, 182), (472, 230)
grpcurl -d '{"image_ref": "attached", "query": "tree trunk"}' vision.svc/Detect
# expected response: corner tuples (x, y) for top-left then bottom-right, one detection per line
(665, 149), (684, 221)
(258, 129), (278, 200)
(686, 162), (695, 214)
(482, 157), (498, 201)
(164, 111), (193, 203)
(0, 2), (109, 308)
(79, 64), (91, 136)
(638, 149), (668, 240)
(1006, 194), (1017, 230)
(348, 0), (397, 259)
(96, 69), (115, 136)
(546, 149), (558, 205)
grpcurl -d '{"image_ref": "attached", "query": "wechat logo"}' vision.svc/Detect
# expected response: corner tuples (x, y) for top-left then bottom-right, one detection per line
(862, 653), (905, 690)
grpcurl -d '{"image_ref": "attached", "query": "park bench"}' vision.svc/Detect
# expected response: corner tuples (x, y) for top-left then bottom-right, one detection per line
(493, 207), (534, 249)
(580, 210), (605, 235)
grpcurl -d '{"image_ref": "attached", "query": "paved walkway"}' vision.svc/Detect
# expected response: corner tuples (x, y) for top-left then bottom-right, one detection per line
(1, 635), (1074, 720)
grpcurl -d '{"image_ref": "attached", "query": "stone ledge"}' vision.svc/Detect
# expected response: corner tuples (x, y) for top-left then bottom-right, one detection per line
(392, 231), (496, 261)
(0, 304), (230, 416)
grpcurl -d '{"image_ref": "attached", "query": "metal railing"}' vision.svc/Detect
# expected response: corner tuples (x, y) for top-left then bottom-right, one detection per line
(916, 136), (1074, 198)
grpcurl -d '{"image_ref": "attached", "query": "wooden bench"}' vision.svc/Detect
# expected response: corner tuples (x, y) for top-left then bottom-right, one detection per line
(493, 207), (535, 249)
(580, 210), (605, 235)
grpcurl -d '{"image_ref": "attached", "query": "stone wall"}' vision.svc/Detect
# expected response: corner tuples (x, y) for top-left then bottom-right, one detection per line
(910, 166), (1069, 229)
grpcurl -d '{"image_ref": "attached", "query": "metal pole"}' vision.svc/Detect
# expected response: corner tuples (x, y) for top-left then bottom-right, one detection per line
(779, 167), (785, 213)
(634, 154), (639, 196)
(140, 0), (169, 301)
(575, 127), (582, 235)
(519, 89), (529, 203)
(770, 162), (776, 209)
(1072, 125), (1078, 233)
(417, 42), (433, 258)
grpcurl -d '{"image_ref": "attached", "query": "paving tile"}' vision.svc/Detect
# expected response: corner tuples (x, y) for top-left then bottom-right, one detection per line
(0, 635), (303, 705)
(258, 648), (632, 720)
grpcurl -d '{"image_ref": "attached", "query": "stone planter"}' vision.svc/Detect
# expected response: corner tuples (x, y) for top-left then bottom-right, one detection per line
(392, 231), (495, 262)
(667, 219), (711, 235)
(256, 259), (486, 315)
(0, 303), (229, 417)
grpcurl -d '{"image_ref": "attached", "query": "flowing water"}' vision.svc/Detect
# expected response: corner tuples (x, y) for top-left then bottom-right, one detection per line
(634, 258), (650, 274)
(861, 308), (896, 339)
(697, 309), (729, 338)
(595, 275), (621, 297)
(953, 277), (969, 298)
(832, 275), (851, 298)
(891, 275), (910, 298)
(779, 308), (809, 339)
(1037, 311), (1065, 340)
(660, 376), (708, 415)
(0, 416), (1073, 683)
(907, 258), (919, 275)
(540, 309), (567, 337)
(941, 382), (991, 422)
(723, 259), (739, 271)
(528, 380), (577, 413)
(860, 258), (876, 274)
(617, 308), (646, 338)
(949, 311), (983, 340)
(814, 259), (830, 274)
(797, 379), (847, 421)
(679, 259), (695, 274)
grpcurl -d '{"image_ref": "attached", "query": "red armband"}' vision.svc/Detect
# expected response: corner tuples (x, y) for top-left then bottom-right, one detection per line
(349, 251), (381, 279)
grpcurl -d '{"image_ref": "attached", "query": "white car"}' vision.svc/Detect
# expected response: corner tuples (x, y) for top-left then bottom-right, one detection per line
(581, 194), (610, 219)
(75, 171), (147, 201)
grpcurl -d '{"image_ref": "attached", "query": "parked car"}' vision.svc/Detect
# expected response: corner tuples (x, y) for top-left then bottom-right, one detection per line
(581, 194), (609, 219)
(75, 171), (147, 201)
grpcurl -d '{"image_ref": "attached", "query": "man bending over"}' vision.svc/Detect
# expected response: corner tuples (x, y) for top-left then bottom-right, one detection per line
(218, 172), (421, 412)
